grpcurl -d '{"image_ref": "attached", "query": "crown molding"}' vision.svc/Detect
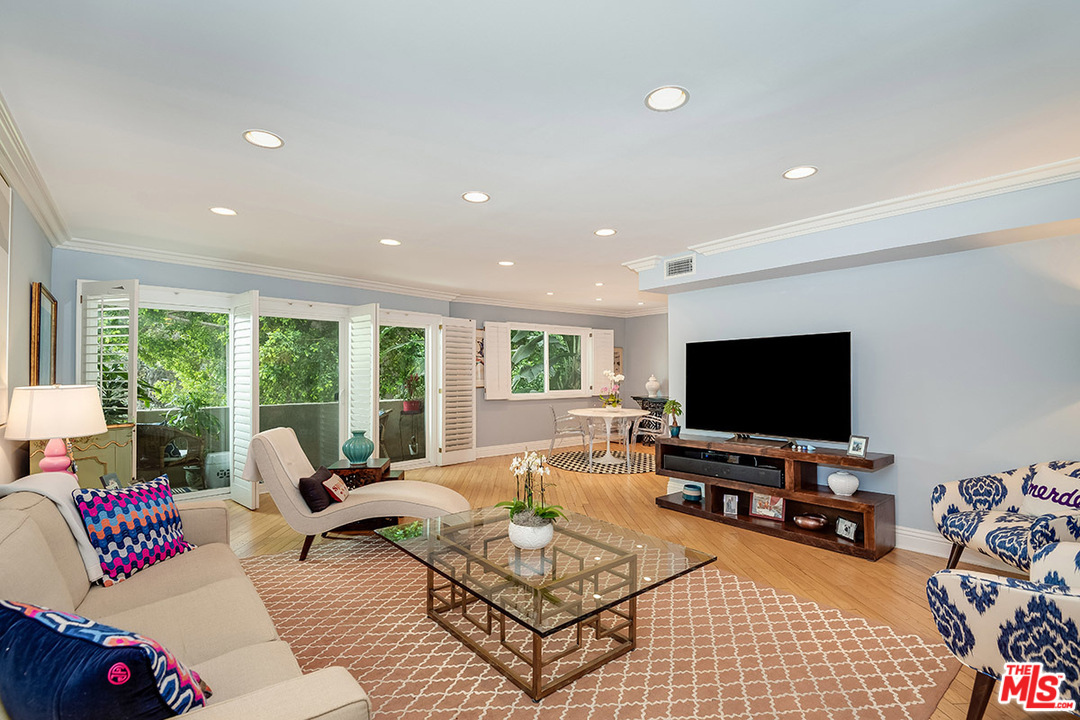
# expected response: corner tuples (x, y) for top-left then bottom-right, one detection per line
(60, 237), (669, 318)
(60, 237), (460, 301)
(688, 156), (1080, 256)
(622, 255), (664, 273)
(449, 294), (666, 319)
(0, 90), (70, 247)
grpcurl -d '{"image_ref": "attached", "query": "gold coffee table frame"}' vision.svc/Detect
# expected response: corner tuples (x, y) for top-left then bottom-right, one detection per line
(378, 509), (714, 702)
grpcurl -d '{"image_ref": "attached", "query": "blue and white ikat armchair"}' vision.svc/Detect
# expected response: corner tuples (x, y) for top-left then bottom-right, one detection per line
(931, 461), (1080, 571)
(927, 541), (1080, 719)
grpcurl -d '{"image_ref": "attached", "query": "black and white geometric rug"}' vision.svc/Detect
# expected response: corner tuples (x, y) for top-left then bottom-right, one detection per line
(547, 450), (655, 474)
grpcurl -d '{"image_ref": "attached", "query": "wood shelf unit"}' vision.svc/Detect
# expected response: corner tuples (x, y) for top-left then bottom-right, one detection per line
(655, 435), (895, 560)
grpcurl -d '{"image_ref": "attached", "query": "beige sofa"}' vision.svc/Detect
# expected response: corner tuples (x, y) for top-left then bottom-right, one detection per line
(0, 492), (370, 719)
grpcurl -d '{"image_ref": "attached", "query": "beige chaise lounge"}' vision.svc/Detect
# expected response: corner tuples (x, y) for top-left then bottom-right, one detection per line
(246, 426), (470, 560)
(0, 492), (370, 719)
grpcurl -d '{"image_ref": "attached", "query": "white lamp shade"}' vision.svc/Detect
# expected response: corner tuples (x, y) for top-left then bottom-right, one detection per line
(4, 385), (109, 441)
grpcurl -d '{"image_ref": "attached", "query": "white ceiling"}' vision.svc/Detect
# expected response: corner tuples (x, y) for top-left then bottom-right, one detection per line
(2, 1), (1079, 314)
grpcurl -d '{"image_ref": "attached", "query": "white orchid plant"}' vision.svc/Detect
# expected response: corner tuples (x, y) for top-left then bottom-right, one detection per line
(599, 369), (625, 407)
(496, 451), (565, 526)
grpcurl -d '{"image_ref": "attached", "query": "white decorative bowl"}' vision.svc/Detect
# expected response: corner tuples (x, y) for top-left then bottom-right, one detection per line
(508, 519), (554, 549)
(827, 471), (860, 496)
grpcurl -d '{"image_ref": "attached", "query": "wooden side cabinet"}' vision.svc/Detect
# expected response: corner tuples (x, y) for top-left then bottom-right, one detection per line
(655, 435), (896, 560)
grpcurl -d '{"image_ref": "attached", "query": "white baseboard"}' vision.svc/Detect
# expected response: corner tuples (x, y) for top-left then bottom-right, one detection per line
(476, 437), (583, 459)
(894, 525), (1018, 573)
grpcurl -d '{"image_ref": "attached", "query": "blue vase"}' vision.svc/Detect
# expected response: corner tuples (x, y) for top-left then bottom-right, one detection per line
(342, 430), (375, 465)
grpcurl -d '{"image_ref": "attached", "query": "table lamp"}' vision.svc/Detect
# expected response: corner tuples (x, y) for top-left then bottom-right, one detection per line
(5, 385), (109, 474)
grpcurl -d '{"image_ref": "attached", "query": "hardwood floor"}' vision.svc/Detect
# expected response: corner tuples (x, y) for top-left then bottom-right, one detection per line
(226, 445), (1060, 720)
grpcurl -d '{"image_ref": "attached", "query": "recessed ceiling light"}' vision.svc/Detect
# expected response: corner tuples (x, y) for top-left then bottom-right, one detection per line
(645, 86), (689, 112)
(637, 302), (644, 305)
(783, 166), (818, 180)
(462, 191), (490, 203)
(595, 297), (603, 301)
(379, 238), (401, 246)
(546, 292), (554, 296)
(595, 282), (604, 287)
(209, 207), (236, 216)
(498, 261), (514, 266)
(594, 228), (617, 237)
(242, 129), (284, 149)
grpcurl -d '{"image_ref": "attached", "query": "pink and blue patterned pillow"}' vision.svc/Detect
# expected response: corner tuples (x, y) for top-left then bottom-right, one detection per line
(0, 599), (207, 718)
(73, 477), (195, 586)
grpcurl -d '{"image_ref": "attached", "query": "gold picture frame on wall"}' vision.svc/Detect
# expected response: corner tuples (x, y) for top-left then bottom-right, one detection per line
(30, 281), (57, 385)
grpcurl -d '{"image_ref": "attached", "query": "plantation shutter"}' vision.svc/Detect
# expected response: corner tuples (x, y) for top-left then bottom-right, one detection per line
(483, 322), (511, 400)
(589, 329), (615, 395)
(229, 290), (260, 509)
(347, 303), (380, 455)
(77, 280), (139, 423)
(438, 317), (476, 465)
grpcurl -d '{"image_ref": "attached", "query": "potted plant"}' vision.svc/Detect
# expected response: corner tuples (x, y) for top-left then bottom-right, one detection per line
(663, 398), (683, 437)
(402, 372), (423, 413)
(496, 451), (566, 549)
(599, 369), (624, 409)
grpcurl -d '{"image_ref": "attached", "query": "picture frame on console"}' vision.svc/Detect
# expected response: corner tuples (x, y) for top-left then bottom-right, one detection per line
(749, 493), (784, 521)
(723, 494), (739, 516)
(836, 517), (860, 541)
(847, 435), (868, 458)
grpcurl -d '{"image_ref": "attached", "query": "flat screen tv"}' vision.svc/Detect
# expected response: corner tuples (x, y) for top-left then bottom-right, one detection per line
(685, 331), (851, 442)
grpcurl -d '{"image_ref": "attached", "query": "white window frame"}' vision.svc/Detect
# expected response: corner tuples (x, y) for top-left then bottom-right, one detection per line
(507, 322), (591, 401)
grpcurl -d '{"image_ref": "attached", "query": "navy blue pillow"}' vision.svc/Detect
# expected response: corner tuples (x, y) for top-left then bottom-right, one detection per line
(0, 600), (206, 720)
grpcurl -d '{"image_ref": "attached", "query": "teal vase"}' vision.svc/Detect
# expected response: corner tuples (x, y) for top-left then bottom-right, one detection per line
(342, 430), (375, 465)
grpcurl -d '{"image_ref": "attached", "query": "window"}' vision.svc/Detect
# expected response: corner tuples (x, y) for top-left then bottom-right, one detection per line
(485, 322), (612, 401)
(259, 316), (341, 465)
(509, 328), (585, 395)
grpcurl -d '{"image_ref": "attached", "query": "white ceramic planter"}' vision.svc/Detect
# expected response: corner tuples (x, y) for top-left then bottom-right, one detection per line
(827, 471), (860, 496)
(508, 519), (554, 549)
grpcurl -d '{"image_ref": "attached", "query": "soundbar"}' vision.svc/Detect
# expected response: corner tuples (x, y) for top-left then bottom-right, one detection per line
(663, 455), (784, 488)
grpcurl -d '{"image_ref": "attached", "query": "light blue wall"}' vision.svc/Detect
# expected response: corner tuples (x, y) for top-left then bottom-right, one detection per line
(1, 192), (54, 482)
(449, 302), (626, 448)
(51, 248), (451, 384)
(667, 234), (1080, 533)
(623, 313), (668, 401)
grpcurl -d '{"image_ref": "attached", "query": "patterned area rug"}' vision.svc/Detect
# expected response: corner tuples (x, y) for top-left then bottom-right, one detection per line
(241, 538), (958, 720)
(547, 450), (656, 474)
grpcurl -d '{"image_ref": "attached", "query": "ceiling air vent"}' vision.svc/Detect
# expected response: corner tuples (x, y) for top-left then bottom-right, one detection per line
(664, 255), (696, 279)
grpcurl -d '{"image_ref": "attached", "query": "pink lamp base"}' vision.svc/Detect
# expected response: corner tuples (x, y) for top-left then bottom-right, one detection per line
(38, 437), (74, 474)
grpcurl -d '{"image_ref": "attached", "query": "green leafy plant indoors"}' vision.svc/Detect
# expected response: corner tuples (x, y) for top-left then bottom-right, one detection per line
(663, 398), (683, 428)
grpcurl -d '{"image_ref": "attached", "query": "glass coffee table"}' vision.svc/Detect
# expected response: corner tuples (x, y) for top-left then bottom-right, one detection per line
(377, 507), (715, 700)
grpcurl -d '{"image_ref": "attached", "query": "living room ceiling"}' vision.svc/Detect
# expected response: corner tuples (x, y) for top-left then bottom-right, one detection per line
(1, 2), (1078, 314)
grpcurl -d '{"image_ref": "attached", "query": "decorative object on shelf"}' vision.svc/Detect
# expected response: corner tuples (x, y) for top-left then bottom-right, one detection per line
(723, 494), (739, 516)
(6, 385), (108, 474)
(342, 430), (375, 465)
(599, 370), (624, 408)
(750, 493), (784, 521)
(827, 470), (860, 496)
(663, 398), (682, 438)
(682, 483), (702, 503)
(847, 435), (868, 458)
(836, 517), (860, 541)
(497, 451), (565, 550)
(30, 282), (57, 386)
(794, 513), (828, 531)
(645, 375), (661, 397)
(402, 373), (423, 413)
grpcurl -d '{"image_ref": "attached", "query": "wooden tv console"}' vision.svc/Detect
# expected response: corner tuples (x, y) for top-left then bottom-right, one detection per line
(655, 435), (895, 560)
